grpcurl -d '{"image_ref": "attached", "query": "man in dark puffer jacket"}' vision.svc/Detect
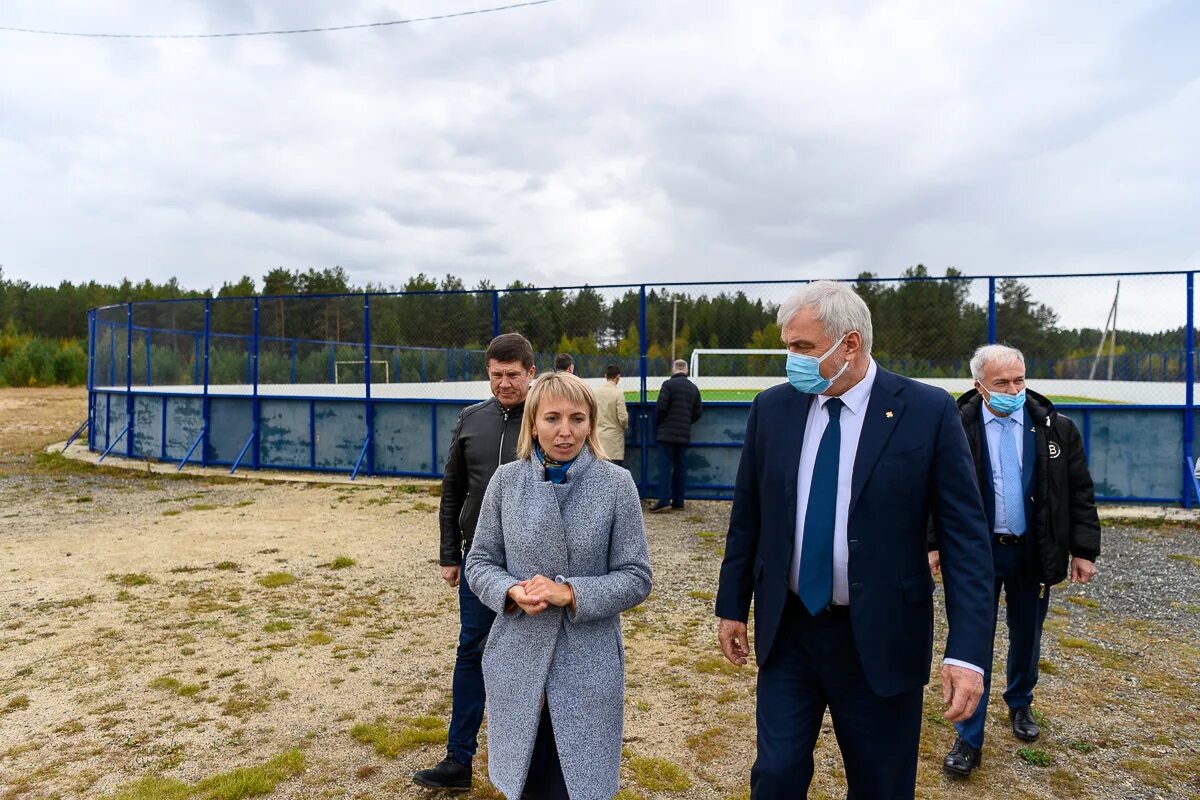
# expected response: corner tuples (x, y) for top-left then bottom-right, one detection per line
(932, 344), (1101, 777)
(414, 333), (535, 791)
(650, 359), (703, 512)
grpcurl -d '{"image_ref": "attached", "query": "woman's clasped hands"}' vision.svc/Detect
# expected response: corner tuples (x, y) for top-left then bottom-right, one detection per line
(507, 575), (575, 616)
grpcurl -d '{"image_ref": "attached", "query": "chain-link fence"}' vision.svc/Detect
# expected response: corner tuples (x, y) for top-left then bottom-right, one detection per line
(86, 271), (1199, 503)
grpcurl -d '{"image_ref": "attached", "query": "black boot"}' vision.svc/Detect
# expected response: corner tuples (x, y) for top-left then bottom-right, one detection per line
(413, 755), (472, 790)
(943, 736), (982, 776)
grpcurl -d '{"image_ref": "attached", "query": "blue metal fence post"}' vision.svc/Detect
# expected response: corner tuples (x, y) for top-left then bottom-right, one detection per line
(252, 297), (261, 471)
(492, 290), (501, 338)
(639, 285), (649, 495)
(1185, 272), (1195, 508)
(109, 322), (116, 386)
(364, 293), (374, 477)
(87, 310), (96, 450)
(125, 303), (134, 457)
(202, 299), (212, 468)
(988, 276), (997, 344)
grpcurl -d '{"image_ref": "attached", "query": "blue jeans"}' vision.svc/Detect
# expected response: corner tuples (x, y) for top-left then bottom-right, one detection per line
(655, 443), (687, 508)
(447, 560), (497, 764)
(955, 539), (1051, 749)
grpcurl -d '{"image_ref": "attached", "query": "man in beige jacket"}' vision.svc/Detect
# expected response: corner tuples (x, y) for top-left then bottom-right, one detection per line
(595, 364), (630, 467)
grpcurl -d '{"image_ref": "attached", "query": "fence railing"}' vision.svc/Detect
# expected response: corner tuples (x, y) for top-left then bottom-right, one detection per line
(86, 269), (1199, 506)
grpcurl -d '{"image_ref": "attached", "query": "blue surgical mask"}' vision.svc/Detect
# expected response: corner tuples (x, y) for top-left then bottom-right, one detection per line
(786, 334), (849, 395)
(981, 385), (1026, 415)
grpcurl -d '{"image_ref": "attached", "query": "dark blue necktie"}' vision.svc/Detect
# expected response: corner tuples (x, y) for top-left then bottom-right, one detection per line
(799, 398), (842, 615)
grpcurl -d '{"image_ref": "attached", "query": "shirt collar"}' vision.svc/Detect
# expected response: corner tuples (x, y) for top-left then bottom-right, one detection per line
(817, 358), (876, 417)
(981, 399), (1024, 428)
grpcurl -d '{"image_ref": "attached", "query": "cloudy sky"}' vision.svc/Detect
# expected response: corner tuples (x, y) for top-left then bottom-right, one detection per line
(1, 1), (1197, 328)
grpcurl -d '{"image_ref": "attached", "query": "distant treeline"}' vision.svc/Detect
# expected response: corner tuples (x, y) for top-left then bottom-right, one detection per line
(0, 264), (1190, 387)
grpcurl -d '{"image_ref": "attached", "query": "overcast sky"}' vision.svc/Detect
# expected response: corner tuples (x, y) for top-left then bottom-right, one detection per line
(1, 1), (1197, 329)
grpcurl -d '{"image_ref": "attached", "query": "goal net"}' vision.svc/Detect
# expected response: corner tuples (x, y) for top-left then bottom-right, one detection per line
(334, 360), (390, 384)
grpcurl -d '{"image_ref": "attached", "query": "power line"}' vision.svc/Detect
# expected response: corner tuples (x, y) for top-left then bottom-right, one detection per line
(0, 0), (558, 39)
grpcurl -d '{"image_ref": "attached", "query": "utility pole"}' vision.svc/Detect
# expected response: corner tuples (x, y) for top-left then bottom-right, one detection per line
(670, 295), (678, 363)
(1089, 281), (1121, 380)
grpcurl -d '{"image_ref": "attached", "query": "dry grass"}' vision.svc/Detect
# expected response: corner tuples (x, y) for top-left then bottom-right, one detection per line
(0, 387), (1197, 799)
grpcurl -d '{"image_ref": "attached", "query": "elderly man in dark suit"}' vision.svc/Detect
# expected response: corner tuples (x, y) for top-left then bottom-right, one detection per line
(714, 281), (995, 799)
(932, 344), (1100, 776)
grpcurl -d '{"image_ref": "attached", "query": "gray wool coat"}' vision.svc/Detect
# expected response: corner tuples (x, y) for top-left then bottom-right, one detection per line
(465, 445), (652, 800)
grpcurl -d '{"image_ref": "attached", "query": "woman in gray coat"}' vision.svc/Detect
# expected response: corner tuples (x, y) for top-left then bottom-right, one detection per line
(466, 371), (652, 800)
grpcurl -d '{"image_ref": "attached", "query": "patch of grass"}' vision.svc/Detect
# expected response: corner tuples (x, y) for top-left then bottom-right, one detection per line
(1167, 553), (1200, 567)
(2, 695), (30, 714)
(102, 776), (191, 800)
(1068, 739), (1096, 753)
(687, 590), (715, 601)
(256, 572), (296, 589)
(685, 727), (726, 763)
(304, 631), (334, 646)
(162, 509), (183, 517)
(263, 621), (293, 633)
(1066, 595), (1100, 609)
(108, 572), (155, 587)
(350, 716), (448, 757)
(627, 755), (691, 792)
(320, 555), (356, 570)
(170, 565), (203, 574)
(412, 501), (437, 513)
(103, 749), (305, 800)
(214, 561), (239, 571)
(189, 504), (219, 512)
(73, 495), (93, 503)
(1017, 747), (1052, 767)
(149, 676), (203, 698)
(1038, 658), (1058, 676)
(693, 656), (741, 676)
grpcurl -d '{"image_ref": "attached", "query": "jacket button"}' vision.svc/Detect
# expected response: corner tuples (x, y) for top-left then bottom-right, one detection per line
(554, 575), (566, 584)
(850, 583), (863, 590)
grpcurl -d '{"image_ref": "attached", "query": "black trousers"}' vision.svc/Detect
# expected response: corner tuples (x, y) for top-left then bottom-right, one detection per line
(522, 702), (568, 800)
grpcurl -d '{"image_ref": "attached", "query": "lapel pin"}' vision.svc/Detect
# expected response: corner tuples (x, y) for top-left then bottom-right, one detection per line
(885, 410), (894, 419)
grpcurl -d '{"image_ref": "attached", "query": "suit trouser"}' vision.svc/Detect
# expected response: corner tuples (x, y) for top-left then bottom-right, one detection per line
(752, 593), (923, 800)
(447, 560), (497, 764)
(522, 701), (569, 800)
(655, 442), (687, 507)
(955, 538), (1050, 749)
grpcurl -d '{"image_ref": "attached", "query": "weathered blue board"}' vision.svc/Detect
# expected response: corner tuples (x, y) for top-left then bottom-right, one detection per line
(88, 390), (1198, 504)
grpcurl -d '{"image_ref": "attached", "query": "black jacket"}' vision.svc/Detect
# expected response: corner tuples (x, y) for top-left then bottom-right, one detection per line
(948, 388), (1101, 586)
(439, 397), (524, 566)
(654, 373), (703, 444)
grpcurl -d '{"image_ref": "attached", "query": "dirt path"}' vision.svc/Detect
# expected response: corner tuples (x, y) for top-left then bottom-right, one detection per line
(0, 388), (1197, 799)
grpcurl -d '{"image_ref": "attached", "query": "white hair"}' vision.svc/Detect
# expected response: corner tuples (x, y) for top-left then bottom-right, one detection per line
(672, 359), (688, 374)
(776, 281), (874, 355)
(970, 344), (1025, 382)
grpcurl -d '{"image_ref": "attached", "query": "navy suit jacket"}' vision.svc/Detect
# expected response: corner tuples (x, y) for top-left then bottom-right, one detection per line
(715, 368), (995, 698)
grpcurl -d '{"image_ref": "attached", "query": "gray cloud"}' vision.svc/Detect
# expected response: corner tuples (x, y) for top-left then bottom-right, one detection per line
(1, 0), (1197, 332)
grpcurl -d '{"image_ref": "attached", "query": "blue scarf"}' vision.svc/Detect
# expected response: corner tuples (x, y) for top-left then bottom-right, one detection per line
(535, 442), (577, 484)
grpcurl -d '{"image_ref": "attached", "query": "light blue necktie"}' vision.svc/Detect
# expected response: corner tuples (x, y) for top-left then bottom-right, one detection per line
(998, 416), (1026, 535)
(799, 398), (842, 615)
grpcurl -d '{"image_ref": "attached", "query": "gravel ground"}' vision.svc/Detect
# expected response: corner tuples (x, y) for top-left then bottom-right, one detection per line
(0, 388), (1197, 800)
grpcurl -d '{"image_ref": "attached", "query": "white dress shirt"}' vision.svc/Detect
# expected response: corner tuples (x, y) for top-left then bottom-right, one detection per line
(981, 402), (1026, 534)
(789, 359), (877, 604)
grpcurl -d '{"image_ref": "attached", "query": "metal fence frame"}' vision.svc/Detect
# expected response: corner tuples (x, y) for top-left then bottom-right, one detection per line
(86, 269), (1199, 506)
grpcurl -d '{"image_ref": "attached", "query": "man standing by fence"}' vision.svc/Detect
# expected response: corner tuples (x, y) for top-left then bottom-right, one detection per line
(650, 359), (703, 512)
(933, 343), (1100, 777)
(595, 364), (630, 467)
(413, 333), (536, 791)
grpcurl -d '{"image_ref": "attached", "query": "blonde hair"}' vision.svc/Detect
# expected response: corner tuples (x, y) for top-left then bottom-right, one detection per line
(517, 371), (609, 461)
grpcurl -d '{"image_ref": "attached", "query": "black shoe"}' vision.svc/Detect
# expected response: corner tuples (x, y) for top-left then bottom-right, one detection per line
(649, 503), (672, 514)
(943, 737), (981, 776)
(413, 755), (472, 790)
(1010, 706), (1041, 742)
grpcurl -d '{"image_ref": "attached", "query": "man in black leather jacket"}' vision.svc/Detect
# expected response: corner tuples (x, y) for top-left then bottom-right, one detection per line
(414, 333), (536, 791)
(932, 344), (1100, 777)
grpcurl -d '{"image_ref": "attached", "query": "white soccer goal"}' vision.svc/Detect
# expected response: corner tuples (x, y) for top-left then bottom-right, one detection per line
(689, 349), (787, 377)
(333, 360), (390, 384)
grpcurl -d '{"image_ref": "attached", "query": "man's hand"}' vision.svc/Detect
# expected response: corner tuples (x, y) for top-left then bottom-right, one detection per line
(522, 575), (575, 609)
(941, 664), (984, 722)
(507, 583), (548, 616)
(1070, 557), (1097, 584)
(717, 618), (750, 666)
(441, 565), (460, 588)
(928, 550), (941, 576)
